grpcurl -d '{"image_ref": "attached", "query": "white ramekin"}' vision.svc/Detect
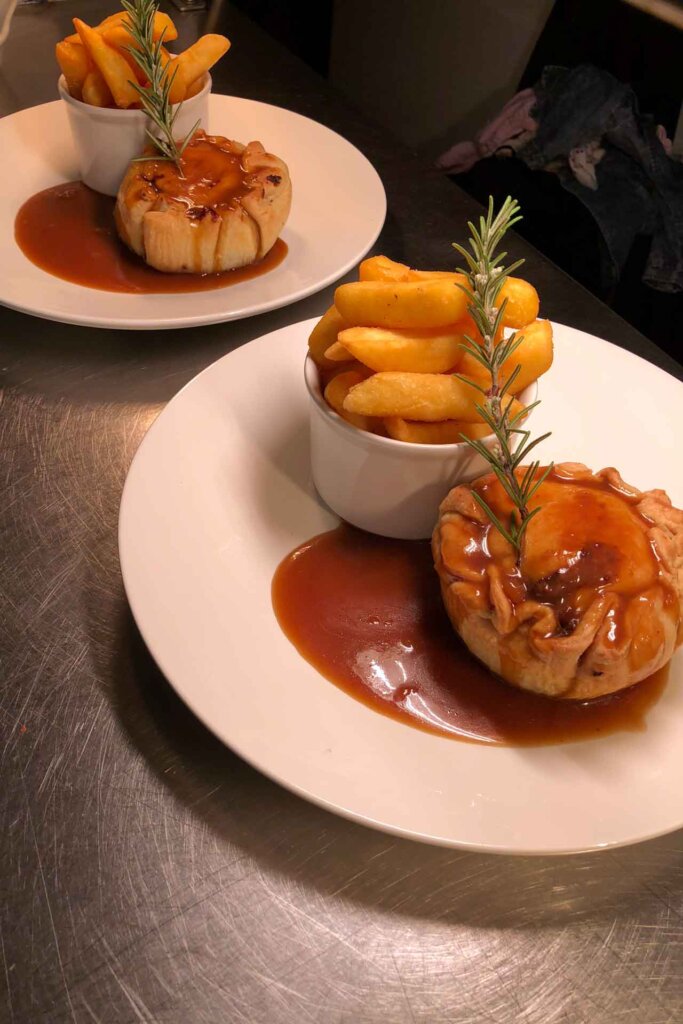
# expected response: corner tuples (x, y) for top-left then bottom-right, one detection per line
(58, 73), (211, 196)
(305, 355), (538, 540)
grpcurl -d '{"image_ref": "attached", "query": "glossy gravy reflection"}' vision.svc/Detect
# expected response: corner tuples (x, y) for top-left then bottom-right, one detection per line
(272, 525), (668, 746)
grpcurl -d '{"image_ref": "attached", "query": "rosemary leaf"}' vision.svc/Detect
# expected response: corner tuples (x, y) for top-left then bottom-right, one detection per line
(511, 431), (553, 469)
(523, 463), (555, 504)
(514, 505), (541, 543)
(488, 461), (526, 508)
(518, 461), (538, 498)
(121, 0), (197, 169)
(460, 336), (492, 366)
(453, 373), (487, 396)
(469, 491), (518, 549)
(495, 332), (524, 365)
(498, 366), (522, 401)
(452, 196), (553, 558)
(507, 399), (541, 428)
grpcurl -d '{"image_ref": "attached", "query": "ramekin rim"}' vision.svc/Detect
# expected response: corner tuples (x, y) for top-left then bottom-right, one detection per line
(57, 72), (212, 117)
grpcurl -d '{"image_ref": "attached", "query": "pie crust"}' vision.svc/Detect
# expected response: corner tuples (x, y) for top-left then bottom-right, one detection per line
(115, 130), (291, 273)
(432, 464), (683, 699)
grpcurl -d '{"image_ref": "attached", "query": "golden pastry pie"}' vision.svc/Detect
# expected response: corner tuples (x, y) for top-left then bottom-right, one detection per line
(432, 463), (683, 699)
(115, 130), (291, 273)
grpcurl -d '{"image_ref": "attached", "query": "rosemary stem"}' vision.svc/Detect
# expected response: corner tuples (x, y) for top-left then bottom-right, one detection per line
(453, 196), (553, 555)
(121, 0), (195, 170)
(482, 259), (531, 524)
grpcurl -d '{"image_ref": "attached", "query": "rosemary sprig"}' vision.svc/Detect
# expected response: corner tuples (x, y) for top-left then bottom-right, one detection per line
(120, 0), (198, 168)
(453, 196), (553, 555)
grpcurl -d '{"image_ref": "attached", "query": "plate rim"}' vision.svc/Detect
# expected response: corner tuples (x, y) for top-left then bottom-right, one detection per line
(1, 95), (386, 330)
(118, 318), (683, 855)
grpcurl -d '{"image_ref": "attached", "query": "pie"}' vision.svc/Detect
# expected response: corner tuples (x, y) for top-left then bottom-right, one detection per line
(432, 463), (683, 699)
(115, 130), (291, 273)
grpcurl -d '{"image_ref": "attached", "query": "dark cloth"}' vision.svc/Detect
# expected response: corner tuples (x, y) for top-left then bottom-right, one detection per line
(518, 64), (683, 293)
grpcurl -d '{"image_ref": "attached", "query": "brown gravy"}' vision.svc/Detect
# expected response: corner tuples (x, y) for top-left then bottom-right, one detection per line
(438, 466), (679, 684)
(14, 182), (287, 294)
(129, 132), (252, 210)
(271, 525), (668, 746)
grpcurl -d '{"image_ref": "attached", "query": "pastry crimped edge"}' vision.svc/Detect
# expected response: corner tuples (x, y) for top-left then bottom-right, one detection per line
(432, 463), (683, 700)
(115, 137), (292, 274)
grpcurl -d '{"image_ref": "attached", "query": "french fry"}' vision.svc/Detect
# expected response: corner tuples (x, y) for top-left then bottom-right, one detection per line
(56, 40), (91, 99)
(64, 13), (128, 45)
(497, 277), (539, 329)
(325, 370), (373, 431)
(359, 255), (411, 282)
(101, 31), (148, 86)
(459, 319), (553, 394)
(119, 49), (148, 86)
(384, 418), (493, 444)
(414, 273), (536, 325)
(308, 306), (348, 368)
(184, 74), (206, 100)
(102, 13), (178, 48)
(171, 33), (230, 98)
(96, 11), (130, 31)
(411, 273), (537, 329)
(345, 372), (524, 422)
(73, 19), (139, 108)
(324, 341), (352, 362)
(407, 269), (466, 284)
(337, 326), (463, 373)
(384, 398), (526, 444)
(455, 310), (504, 346)
(344, 372), (471, 422)
(334, 280), (468, 330)
(318, 359), (368, 391)
(81, 68), (114, 107)
(308, 253), (551, 445)
(156, 47), (185, 104)
(359, 256), (466, 286)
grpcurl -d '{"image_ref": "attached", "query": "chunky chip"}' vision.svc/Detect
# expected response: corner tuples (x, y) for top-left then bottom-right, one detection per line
(336, 326), (463, 374)
(459, 319), (553, 394)
(59, 12), (229, 110)
(309, 254), (551, 447)
(335, 279), (469, 330)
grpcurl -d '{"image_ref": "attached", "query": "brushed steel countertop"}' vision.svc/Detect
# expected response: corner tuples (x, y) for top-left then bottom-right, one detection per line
(2, 4), (683, 1022)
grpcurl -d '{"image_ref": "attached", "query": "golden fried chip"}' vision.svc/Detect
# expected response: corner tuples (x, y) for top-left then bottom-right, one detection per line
(338, 326), (463, 373)
(334, 280), (468, 330)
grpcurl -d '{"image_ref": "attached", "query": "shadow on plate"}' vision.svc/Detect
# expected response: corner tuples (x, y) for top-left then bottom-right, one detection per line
(247, 412), (336, 544)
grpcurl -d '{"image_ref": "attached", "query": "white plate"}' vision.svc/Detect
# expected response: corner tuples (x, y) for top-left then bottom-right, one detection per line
(0, 96), (385, 330)
(119, 320), (683, 854)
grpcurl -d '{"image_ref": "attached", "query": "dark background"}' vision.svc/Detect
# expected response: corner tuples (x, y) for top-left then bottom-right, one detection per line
(225, 0), (683, 360)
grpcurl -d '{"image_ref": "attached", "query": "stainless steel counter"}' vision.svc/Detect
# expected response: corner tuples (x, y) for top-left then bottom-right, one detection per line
(2, 4), (683, 1022)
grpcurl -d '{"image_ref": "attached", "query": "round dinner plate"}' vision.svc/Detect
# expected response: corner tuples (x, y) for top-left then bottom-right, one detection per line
(119, 319), (683, 854)
(0, 96), (385, 330)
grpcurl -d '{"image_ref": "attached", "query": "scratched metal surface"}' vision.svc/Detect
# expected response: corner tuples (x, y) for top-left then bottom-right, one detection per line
(2, 4), (683, 1023)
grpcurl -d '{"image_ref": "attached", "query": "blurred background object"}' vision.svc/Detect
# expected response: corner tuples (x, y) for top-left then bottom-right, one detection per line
(443, 0), (683, 358)
(329, 0), (554, 151)
(622, 0), (683, 30)
(0, 0), (17, 45)
(169, 0), (206, 12)
(226, 0), (683, 359)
